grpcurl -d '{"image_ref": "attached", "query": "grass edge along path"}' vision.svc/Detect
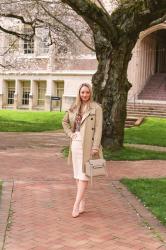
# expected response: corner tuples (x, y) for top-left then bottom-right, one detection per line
(121, 178), (166, 226)
(62, 146), (166, 161)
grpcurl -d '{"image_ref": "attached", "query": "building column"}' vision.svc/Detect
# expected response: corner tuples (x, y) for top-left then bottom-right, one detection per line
(45, 79), (52, 111)
(0, 94), (2, 109)
(14, 80), (21, 109)
(2, 80), (8, 108)
(0, 79), (4, 109)
(29, 80), (37, 110)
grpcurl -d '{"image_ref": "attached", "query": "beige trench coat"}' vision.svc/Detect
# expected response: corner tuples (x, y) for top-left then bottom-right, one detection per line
(62, 101), (103, 173)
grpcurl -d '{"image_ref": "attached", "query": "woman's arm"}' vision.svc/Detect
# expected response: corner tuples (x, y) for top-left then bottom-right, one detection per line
(92, 104), (103, 150)
(62, 111), (74, 138)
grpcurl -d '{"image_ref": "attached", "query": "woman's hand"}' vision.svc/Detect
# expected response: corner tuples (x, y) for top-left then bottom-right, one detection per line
(91, 149), (99, 157)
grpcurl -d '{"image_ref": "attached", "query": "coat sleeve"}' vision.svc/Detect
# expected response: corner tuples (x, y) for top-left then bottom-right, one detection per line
(62, 111), (74, 138)
(92, 104), (103, 150)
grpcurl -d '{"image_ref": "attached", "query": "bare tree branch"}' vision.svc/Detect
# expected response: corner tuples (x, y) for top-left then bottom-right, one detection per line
(96, 0), (110, 17)
(0, 13), (35, 26)
(0, 38), (18, 56)
(0, 24), (34, 40)
(36, 0), (95, 51)
(0, 62), (15, 68)
(61, 0), (114, 38)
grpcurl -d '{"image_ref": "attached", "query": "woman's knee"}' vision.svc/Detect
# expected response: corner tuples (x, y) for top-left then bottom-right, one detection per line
(79, 180), (88, 186)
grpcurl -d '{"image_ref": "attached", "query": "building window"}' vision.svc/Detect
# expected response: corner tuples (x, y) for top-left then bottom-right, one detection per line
(56, 81), (64, 98)
(53, 81), (64, 108)
(7, 80), (15, 105)
(40, 37), (49, 54)
(21, 81), (30, 105)
(36, 28), (49, 55)
(37, 81), (46, 106)
(24, 26), (34, 54)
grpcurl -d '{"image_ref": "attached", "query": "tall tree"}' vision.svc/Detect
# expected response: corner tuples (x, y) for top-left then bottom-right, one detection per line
(61, 0), (166, 149)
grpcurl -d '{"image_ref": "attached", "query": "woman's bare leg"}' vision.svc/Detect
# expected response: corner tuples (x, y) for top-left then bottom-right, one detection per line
(76, 179), (79, 188)
(73, 180), (88, 207)
(72, 179), (88, 217)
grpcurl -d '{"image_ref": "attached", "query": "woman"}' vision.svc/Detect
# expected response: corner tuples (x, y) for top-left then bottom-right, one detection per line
(62, 83), (103, 218)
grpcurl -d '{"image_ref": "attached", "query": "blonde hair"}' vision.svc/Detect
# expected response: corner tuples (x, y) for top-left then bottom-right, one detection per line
(69, 83), (93, 112)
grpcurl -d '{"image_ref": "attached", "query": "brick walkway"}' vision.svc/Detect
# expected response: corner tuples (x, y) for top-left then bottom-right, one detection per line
(0, 132), (166, 250)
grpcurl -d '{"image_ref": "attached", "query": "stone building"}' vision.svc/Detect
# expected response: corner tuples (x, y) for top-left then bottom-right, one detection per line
(0, 18), (166, 112)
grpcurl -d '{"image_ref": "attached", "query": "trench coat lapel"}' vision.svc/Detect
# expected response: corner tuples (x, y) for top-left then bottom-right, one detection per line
(81, 110), (90, 125)
(80, 106), (95, 125)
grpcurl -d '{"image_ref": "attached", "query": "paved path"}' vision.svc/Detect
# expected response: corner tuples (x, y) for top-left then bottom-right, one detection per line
(0, 132), (166, 250)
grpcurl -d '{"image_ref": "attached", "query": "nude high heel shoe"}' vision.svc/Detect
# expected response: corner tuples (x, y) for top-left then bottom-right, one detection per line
(79, 200), (85, 214)
(72, 204), (80, 218)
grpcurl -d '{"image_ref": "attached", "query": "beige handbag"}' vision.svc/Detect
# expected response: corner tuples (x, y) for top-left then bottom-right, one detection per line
(85, 157), (106, 185)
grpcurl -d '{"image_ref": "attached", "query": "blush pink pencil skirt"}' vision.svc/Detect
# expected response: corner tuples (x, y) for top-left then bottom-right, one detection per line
(71, 132), (89, 181)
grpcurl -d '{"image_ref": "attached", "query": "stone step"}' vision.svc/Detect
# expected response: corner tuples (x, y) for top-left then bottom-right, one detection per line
(138, 97), (166, 100)
(127, 109), (166, 114)
(125, 121), (136, 128)
(127, 110), (166, 114)
(125, 124), (134, 128)
(127, 107), (166, 112)
(127, 103), (166, 107)
(127, 109), (166, 113)
(125, 117), (144, 128)
(127, 101), (166, 120)
(127, 105), (166, 109)
(138, 73), (166, 101)
(127, 112), (166, 118)
(127, 105), (166, 113)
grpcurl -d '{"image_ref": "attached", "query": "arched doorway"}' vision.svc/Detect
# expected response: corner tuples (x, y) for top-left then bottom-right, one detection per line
(128, 23), (166, 101)
(155, 29), (166, 73)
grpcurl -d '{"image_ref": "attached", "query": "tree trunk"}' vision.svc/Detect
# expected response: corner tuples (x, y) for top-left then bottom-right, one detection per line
(92, 35), (112, 103)
(93, 41), (134, 149)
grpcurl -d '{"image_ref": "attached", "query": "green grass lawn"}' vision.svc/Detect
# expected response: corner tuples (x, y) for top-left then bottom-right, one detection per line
(62, 146), (166, 161)
(121, 178), (166, 226)
(0, 110), (64, 132)
(124, 117), (166, 147)
(103, 147), (166, 160)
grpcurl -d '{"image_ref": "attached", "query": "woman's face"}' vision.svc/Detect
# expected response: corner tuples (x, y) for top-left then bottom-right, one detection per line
(80, 86), (91, 102)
